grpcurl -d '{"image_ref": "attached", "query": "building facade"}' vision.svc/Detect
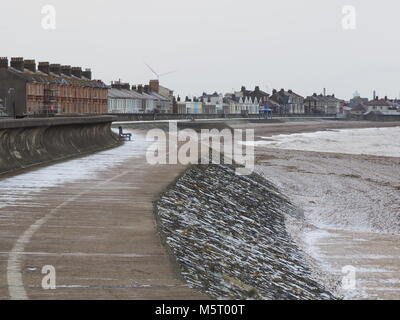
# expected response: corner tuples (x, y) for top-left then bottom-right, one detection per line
(304, 93), (342, 114)
(148, 80), (173, 113)
(270, 89), (305, 114)
(222, 95), (260, 114)
(237, 86), (270, 106)
(176, 100), (203, 114)
(0, 57), (108, 117)
(200, 92), (224, 113)
(365, 99), (391, 113)
(108, 82), (146, 114)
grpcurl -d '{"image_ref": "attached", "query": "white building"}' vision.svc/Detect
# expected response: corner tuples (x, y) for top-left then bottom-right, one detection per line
(365, 99), (391, 113)
(223, 95), (260, 114)
(108, 82), (156, 113)
(200, 92), (224, 113)
(108, 88), (144, 114)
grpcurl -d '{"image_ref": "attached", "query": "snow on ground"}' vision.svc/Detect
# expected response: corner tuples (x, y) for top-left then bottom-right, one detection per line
(255, 126), (400, 299)
(0, 130), (147, 209)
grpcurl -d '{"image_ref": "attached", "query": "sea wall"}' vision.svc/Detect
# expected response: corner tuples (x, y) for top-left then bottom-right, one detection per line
(114, 119), (240, 132)
(109, 113), (337, 122)
(155, 164), (336, 300)
(363, 112), (400, 121)
(0, 116), (120, 176)
(108, 113), (259, 122)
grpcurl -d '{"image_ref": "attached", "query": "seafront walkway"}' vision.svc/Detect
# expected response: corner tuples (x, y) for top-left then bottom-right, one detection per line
(0, 131), (205, 300)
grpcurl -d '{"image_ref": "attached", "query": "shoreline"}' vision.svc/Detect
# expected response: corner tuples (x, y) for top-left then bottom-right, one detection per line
(249, 122), (400, 299)
(231, 120), (400, 138)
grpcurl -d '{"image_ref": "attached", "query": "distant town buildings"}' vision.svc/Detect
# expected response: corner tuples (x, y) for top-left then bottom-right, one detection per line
(270, 89), (305, 115)
(1, 55), (398, 119)
(108, 80), (173, 114)
(304, 93), (342, 114)
(365, 99), (391, 113)
(108, 82), (149, 114)
(0, 57), (108, 117)
(200, 92), (224, 113)
(343, 93), (400, 118)
(179, 99), (203, 114)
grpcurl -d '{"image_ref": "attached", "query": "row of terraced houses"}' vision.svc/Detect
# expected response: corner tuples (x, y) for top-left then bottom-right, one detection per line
(0, 56), (347, 117)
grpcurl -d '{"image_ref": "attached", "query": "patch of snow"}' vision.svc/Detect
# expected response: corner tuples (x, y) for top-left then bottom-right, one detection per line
(0, 130), (148, 209)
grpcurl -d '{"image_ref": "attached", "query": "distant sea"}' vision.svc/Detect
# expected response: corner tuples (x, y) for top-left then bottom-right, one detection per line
(254, 126), (400, 158)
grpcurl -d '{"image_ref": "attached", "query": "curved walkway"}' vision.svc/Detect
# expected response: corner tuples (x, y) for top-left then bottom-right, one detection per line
(0, 130), (206, 300)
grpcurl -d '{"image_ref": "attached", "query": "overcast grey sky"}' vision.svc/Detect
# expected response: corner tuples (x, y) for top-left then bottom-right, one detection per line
(1, 0), (399, 99)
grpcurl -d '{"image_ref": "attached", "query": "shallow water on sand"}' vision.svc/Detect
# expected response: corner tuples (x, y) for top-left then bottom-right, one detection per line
(301, 227), (400, 299)
(256, 127), (400, 299)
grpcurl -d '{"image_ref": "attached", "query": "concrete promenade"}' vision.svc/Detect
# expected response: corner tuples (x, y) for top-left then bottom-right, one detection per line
(0, 131), (206, 300)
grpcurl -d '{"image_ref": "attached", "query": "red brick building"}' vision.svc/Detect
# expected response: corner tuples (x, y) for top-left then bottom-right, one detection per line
(0, 57), (108, 117)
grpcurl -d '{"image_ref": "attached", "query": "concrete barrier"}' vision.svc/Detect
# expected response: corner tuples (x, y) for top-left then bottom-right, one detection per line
(0, 116), (120, 176)
(108, 113), (338, 122)
(107, 113), (260, 122)
(117, 119), (245, 132)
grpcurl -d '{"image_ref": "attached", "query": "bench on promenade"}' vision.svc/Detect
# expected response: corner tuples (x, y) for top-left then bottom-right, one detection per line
(118, 126), (132, 141)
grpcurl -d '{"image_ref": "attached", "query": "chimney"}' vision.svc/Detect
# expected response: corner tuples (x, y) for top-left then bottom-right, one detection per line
(373, 90), (376, 100)
(241, 86), (246, 92)
(149, 80), (160, 92)
(0, 57), (8, 69)
(122, 83), (130, 90)
(323, 88), (326, 96)
(50, 64), (61, 75)
(255, 86), (260, 92)
(132, 85), (137, 91)
(82, 68), (92, 80)
(61, 65), (72, 76)
(137, 85), (143, 94)
(71, 67), (82, 78)
(24, 60), (36, 73)
(144, 85), (150, 93)
(38, 62), (50, 74)
(10, 57), (24, 71)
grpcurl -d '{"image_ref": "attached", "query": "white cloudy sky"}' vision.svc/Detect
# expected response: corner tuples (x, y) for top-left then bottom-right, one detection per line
(1, 0), (399, 100)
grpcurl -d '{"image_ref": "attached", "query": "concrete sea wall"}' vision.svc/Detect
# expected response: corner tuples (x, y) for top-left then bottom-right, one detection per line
(0, 116), (120, 176)
(109, 113), (337, 122)
(155, 164), (336, 300)
(108, 113), (259, 122)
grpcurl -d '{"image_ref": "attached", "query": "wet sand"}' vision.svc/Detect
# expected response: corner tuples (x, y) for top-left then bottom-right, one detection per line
(246, 121), (400, 299)
(231, 120), (400, 138)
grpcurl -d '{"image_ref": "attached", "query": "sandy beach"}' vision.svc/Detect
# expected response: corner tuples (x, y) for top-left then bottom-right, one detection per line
(236, 120), (400, 299)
